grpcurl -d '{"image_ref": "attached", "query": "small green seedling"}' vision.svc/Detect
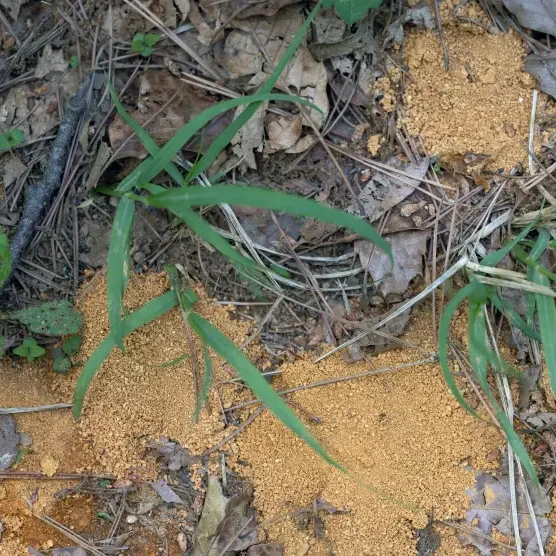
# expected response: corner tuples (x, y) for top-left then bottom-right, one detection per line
(0, 129), (24, 152)
(14, 338), (45, 362)
(69, 55), (79, 68)
(131, 33), (160, 57)
(10, 301), (83, 336)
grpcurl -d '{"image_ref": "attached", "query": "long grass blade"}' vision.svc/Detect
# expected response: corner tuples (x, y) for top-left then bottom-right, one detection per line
(193, 343), (213, 423)
(117, 94), (320, 193)
(186, 0), (323, 183)
(107, 197), (135, 350)
(438, 282), (478, 416)
(73, 291), (178, 419)
(488, 290), (541, 342)
(139, 184), (265, 281)
(185, 307), (344, 471)
(107, 81), (184, 185)
(145, 186), (392, 263)
(0, 228), (12, 289)
(468, 297), (539, 485)
(532, 268), (556, 394)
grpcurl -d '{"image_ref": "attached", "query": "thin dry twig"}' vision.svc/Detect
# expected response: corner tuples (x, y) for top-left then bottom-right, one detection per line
(433, 0), (450, 71)
(0, 403), (72, 414)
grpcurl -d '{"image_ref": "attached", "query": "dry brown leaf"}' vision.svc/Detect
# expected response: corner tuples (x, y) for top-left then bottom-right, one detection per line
(285, 134), (317, 154)
(1, 0), (22, 20)
(216, 30), (263, 78)
(231, 102), (266, 169)
(174, 0), (190, 22)
(35, 45), (68, 79)
(266, 113), (302, 151)
(108, 70), (219, 160)
(1, 155), (26, 188)
(355, 230), (429, 297)
(232, 0), (300, 19)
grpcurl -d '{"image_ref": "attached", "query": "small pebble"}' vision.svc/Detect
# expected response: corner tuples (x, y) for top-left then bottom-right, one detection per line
(126, 515), (138, 524)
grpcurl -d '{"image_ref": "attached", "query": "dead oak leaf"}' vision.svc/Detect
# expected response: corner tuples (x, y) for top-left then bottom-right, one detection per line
(35, 45), (68, 79)
(355, 230), (429, 297)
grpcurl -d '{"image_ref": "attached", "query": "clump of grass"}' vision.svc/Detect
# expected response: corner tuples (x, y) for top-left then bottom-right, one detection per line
(73, 0), (390, 485)
(440, 220), (556, 485)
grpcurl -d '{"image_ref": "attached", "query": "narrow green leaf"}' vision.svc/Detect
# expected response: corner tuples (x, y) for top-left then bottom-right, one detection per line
(62, 335), (83, 356)
(325, 0), (383, 25)
(145, 186), (392, 264)
(511, 244), (556, 281)
(532, 267), (556, 395)
(148, 353), (189, 368)
(438, 282), (479, 416)
(186, 310), (344, 471)
(117, 94), (321, 193)
(0, 228), (12, 289)
(482, 219), (536, 268)
(468, 297), (539, 486)
(193, 343), (213, 423)
(107, 197), (136, 350)
(73, 291), (178, 420)
(488, 290), (541, 342)
(106, 83), (183, 186)
(186, 0), (324, 183)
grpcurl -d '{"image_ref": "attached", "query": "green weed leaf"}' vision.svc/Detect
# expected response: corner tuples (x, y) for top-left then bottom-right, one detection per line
(186, 308), (345, 472)
(193, 343), (213, 423)
(62, 335), (82, 356)
(0, 228), (12, 290)
(11, 301), (83, 336)
(69, 55), (79, 68)
(14, 338), (45, 362)
(73, 291), (178, 420)
(186, 0), (323, 183)
(53, 356), (72, 373)
(144, 33), (160, 47)
(322, 0), (382, 24)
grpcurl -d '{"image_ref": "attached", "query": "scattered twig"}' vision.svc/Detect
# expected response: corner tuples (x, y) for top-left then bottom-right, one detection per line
(0, 471), (116, 480)
(529, 89), (539, 174)
(1, 74), (92, 295)
(433, 0), (450, 71)
(225, 357), (437, 414)
(203, 406), (265, 456)
(0, 403), (72, 415)
(38, 514), (108, 556)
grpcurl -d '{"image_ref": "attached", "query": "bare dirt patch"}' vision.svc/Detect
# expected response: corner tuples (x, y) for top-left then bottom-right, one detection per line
(69, 274), (501, 554)
(403, 2), (537, 171)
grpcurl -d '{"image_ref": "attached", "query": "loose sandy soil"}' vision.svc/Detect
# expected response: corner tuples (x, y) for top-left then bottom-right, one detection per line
(0, 274), (502, 554)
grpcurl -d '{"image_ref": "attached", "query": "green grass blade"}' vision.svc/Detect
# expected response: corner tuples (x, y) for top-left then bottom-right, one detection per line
(193, 343), (213, 423)
(107, 197), (136, 350)
(488, 290), (541, 342)
(145, 186), (392, 263)
(141, 184), (265, 280)
(482, 220), (536, 267)
(468, 297), (539, 485)
(532, 266), (556, 394)
(531, 228), (550, 261)
(73, 291), (178, 420)
(148, 353), (189, 368)
(186, 309), (344, 471)
(186, 0), (323, 183)
(438, 282), (479, 416)
(0, 228), (12, 289)
(117, 94), (321, 193)
(107, 81), (184, 187)
(511, 244), (556, 281)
